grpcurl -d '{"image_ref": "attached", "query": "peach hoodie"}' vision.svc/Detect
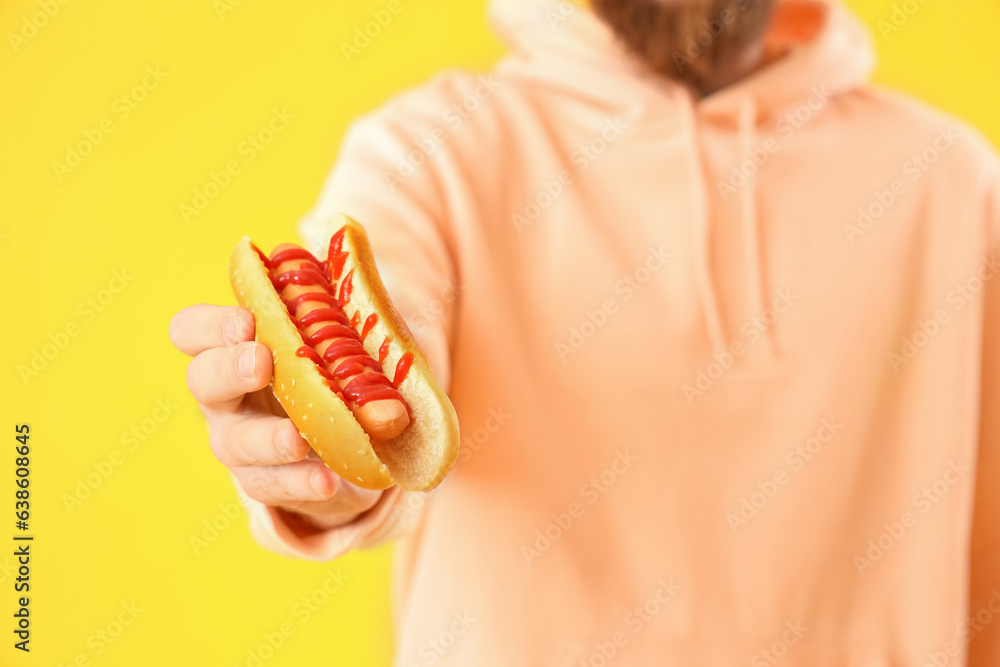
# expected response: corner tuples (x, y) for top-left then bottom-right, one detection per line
(238, 0), (1000, 664)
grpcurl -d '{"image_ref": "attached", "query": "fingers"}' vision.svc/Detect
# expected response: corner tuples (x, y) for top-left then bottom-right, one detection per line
(234, 462), (384, 519)
(210, 414), (311, 468)
(186, 341), (272, 410)
(279, 480), (386, 529)
(169, 304), (255, 356)
(234, 460), (343, 506)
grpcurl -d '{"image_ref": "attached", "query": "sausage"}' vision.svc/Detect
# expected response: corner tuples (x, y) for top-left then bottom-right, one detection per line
(269, 243), (410, 442)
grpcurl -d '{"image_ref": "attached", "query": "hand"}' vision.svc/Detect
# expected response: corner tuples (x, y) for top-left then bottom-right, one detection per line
(169, 304), (383, 531)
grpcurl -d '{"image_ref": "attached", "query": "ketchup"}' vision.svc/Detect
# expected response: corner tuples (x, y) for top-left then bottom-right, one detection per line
(284, 292), (338, 316)
(328, 228), (349, 281)
(378, 336), (392, 365)
(393, 353), (414, 388)
(294, 347), (342, 393)
(337, 268), (355, 307)
(263, 236), (409, 413)
(252, 245), (271, 267)
(273, 268), (330, 291)
(271, 247), (320, 267)
(305, 325), (358, 347)
(361, 313), (379, 343)
(343, 373), (407, 407)
(300, 308), (348, 328)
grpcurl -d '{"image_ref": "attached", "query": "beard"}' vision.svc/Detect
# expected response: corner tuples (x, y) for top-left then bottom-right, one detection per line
(590, 0), (777, 94)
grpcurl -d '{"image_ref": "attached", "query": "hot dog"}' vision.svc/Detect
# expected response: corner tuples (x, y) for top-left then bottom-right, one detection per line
(270, 243), (411, 441)
(229, 214), (459, 492)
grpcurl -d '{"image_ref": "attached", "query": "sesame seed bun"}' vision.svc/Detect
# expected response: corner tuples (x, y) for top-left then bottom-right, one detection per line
(228, 214), (459, 492)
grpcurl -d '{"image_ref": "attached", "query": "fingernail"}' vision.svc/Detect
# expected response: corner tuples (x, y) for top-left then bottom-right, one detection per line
(224, 314), (241, 344)
(237, 344), (257, 379)
(277, 422), (298, 461)
(311, 468), (333, 497)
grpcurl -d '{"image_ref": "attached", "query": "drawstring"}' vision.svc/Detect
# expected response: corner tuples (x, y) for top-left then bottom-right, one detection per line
(678, 94), (728, 355)
(736, 97), (777, 356)
(679, 90), (778, 357)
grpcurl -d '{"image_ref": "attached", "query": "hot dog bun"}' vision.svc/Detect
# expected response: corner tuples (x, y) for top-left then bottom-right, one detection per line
(229, 214), (459, 492)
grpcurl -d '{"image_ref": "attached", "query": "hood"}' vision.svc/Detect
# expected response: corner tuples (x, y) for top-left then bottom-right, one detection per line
(487, 0), (876, 120)
(487, 0), (877, 353)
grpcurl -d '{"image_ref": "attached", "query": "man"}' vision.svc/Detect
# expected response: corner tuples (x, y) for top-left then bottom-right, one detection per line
(170, 0), (1000, 663)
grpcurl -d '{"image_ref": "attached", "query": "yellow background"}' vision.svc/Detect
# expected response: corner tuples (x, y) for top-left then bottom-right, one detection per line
(0, 0), (997, 664)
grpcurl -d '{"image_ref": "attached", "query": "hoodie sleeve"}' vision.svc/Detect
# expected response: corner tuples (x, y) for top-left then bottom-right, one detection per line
(968, 159), (1000, 667)
(237, 106), (459, 562)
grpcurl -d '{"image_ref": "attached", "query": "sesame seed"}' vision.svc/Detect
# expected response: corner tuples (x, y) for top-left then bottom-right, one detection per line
(308, 403), (313, 408)
(357, 476), (364, 482)
(291, 379), (295, 386)
(342, 463), (347, 469)
(302, 415), (308, 420)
